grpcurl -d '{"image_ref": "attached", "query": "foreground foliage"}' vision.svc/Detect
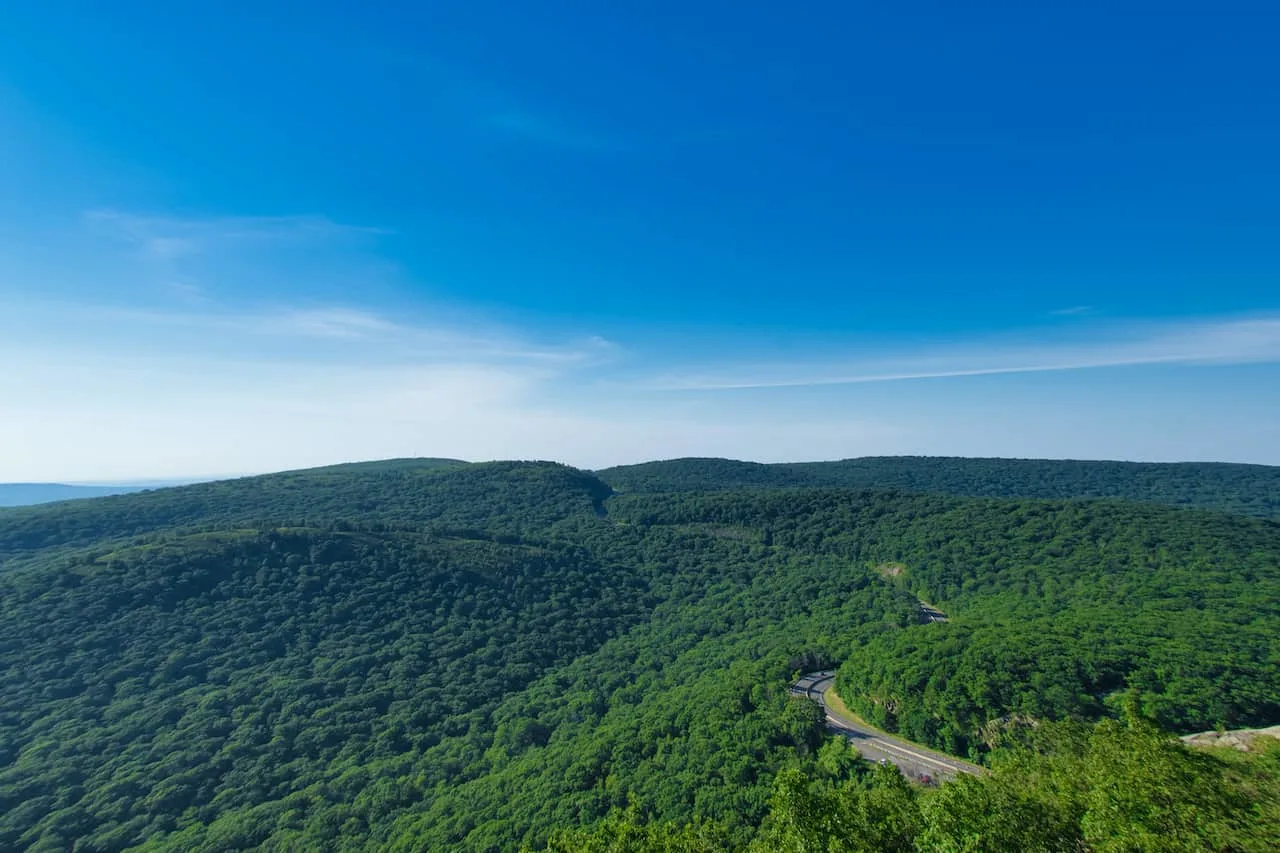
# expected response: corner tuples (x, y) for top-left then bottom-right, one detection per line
(552, 721), (1280, 852)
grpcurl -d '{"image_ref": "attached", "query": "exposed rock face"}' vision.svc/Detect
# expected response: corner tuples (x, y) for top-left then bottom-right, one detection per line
(1181, 725), (1280, 752)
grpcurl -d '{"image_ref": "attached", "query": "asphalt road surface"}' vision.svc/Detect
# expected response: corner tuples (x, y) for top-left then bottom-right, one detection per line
(918, 602), (949, 623)
(791, 670), (982, 783)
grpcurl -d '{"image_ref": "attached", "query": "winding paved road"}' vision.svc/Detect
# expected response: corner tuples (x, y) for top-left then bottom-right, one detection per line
(791, 670), (982, 783)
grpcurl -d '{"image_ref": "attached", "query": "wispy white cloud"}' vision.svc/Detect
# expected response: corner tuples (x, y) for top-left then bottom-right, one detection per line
(1050, 305), (1093, 316)
(330, 41), (629, 155)
(278, 307), (399, 340)
(84, 209), (391, 284)
(162, 280), (209, 303)
(85, 209), (389, 247)
(74, 301), (616, 368)
(70, 208), (402, 306)
(641, 316), (1280, 391)
(486, 110), (623, 152)
(27, 207), (611, 369)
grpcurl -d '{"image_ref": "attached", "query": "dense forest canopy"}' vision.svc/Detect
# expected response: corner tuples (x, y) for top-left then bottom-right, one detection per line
(609, 488), (1280, 743)
(597, 456), (1280, 517)
(1, 457), (1277, 850)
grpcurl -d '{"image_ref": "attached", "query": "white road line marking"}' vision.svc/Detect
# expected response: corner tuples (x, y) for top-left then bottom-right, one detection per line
(796, 672), (980, 776)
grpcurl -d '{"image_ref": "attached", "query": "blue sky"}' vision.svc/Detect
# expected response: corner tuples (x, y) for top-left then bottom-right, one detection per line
(2, 1), (1279, 479)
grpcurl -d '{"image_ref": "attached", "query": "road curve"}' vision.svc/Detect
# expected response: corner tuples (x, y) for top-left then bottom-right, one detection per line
(790, 670), (983, 782)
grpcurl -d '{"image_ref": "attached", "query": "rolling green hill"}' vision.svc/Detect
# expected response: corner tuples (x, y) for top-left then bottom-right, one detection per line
(1, 458), (1277, 851)
(0, 460), (604, 562)
(597, 456), (1280, 517)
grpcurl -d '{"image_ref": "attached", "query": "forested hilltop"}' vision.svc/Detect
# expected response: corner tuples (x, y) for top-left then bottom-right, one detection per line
(1, 458), (1277, 850)
(597, 456), (1280, 517)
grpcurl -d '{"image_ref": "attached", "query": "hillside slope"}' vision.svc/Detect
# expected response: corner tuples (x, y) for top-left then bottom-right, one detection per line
(611, 489), (1280, 742)
(0, 460), (604, 561)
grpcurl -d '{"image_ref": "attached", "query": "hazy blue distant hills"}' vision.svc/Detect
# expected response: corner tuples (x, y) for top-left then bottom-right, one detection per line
(596, 456), (1280, 517)
(0, 483), (150, 507)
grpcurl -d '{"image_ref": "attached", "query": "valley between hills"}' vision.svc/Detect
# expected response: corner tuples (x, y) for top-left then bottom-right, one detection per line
(1, 456), (1277, 851)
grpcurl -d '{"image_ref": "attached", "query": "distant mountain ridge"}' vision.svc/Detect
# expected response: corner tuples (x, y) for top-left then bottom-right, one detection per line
(0, 483), (149, 507)
(596, 456), (1280, 517)
(9, 453), (1278, 515)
